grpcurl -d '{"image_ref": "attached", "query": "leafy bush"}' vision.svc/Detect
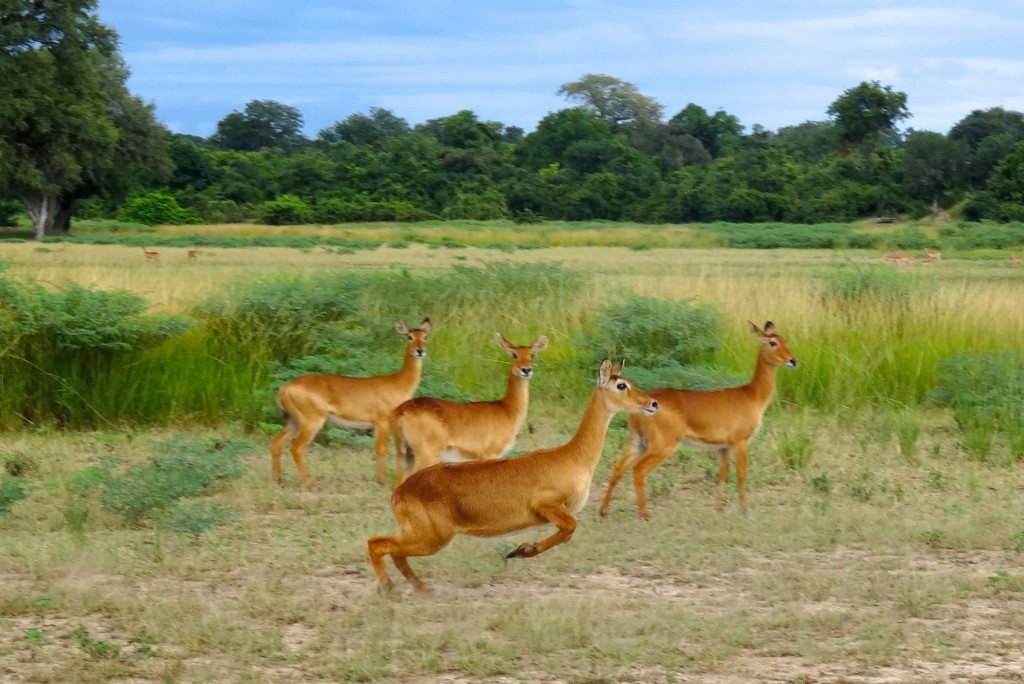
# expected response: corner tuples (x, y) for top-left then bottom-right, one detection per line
(0, 199), (23, 227)
(119, 193), (201, 226)
(259, 194), (310, 225)
(929, 352), (1024, 459)
(97, 436), (251, 530)
(586, 295), (733, 389)
(0, 476), (29, 515)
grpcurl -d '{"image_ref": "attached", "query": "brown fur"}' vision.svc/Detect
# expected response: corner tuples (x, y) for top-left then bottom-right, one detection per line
(270, 318), (431, 488)
(368, 359), (658, 593)
(599, 321), (797, 518)
(142, 247), (160, 260)
(390, 333), (548, 484)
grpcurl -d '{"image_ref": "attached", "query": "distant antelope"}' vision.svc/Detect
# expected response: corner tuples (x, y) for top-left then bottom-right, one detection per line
(187, 247), (199, 260)
(600, 321), (797, 518)
(925, 250), (941, 261)
(368, 359), (658, 593)
(882, 253), (912, 266)
(270, 318), (431, 488)
(919, 257), (934, 266)
(1013, 253), (1022, 264)
(142, 247), (160, 261)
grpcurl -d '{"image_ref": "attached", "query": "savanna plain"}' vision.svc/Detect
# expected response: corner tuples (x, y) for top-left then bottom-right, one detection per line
(1, 222), (1024, 683)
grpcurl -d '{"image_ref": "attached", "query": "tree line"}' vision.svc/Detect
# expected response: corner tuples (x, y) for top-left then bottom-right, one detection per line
(3, 1), (1024, 239)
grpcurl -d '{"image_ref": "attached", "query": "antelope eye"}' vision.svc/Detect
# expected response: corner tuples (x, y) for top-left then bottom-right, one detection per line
(769, 340), (778, 348)
(616, 382), (628, 391)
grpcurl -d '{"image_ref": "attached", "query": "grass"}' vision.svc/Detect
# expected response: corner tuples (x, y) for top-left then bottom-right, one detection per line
(0, 416), (1023, 682)
(1, 228), (1024, 681)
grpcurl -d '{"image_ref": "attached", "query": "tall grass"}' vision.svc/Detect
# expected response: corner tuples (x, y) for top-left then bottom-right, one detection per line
(1, 244), (1022, 427)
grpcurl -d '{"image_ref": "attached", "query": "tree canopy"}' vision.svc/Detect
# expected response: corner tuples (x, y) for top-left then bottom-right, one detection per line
(0, 0), (169, 238)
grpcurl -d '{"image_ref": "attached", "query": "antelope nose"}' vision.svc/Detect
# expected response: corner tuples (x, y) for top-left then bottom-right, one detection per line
(521, 368), (533, 378)
(650, 400), (659, 410)
(415, 349), (426, 358)
(788, 358), (798, 368)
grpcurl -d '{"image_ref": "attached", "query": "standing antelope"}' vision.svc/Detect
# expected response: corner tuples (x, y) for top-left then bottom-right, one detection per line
(270, 318), (431, 488)
(390, 333), (549, 484)
(187, 247), (199, 260)
(599, 321), (797, 519)
(368, 359), (658, 593)
(1012, 253), (1022, 264)
(925, 250), (941, 261)
(142, 247), (160, 260)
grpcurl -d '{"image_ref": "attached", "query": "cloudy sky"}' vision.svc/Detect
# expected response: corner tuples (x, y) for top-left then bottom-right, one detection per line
(100, 0), (1024, 139)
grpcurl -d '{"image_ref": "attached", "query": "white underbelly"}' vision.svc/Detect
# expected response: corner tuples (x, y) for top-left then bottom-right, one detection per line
(327, 415), (373, 431)
(440, 449), (474, 463)
(683, 437), (729, 450)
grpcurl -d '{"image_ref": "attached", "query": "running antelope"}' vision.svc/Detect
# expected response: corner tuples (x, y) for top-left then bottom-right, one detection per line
(882, 253), (912, 265)
(390, 333), (548, 484)
(599, 321), (797, 518)
(270, 318), (431, 488)
(187, 247), (199, 260)
(368, 359), (658, 593)
(142, 247), (160, 260)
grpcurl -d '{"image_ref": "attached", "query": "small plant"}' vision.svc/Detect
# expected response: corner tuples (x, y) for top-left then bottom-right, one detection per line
(777, 429), (813, 470)
(809, 473), (832, 494)
(70, 625), (120, 659)
(893, 413), (921, 462)
(1009, 530), (1024, 552)
(24, 628), (44, 643)
(919, 528), (947, 548)
(3, 451), (36, 476)
(0, 475), (29, 515)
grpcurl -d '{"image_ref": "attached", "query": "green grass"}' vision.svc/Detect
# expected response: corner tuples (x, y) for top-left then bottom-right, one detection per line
(0, 229), (1023, 681)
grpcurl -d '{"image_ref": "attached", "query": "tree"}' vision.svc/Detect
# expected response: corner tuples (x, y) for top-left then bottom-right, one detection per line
(667, 104), (743, 159)
(211, 100), (307, 152)
(557, 74), (664, 128)
(317, 107), (409, 147)
(949, 107), (1024, 187)
(827, 81), (910, 155)
(0, 0), (171, 238)
(900, 130), (968, 209)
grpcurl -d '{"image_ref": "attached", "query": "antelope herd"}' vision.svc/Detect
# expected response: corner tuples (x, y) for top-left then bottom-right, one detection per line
(268, 315), (798, 592)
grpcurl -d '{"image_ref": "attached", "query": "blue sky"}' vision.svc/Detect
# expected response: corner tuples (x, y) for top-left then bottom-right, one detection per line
(99, 1), (1024, 138)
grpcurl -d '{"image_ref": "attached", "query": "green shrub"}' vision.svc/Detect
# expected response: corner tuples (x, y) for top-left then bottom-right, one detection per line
(586, 295), (734, 389)
(98, 436), (251, 530)
(0, 476), (29, 515)
(929, 352), (1024, 460)
(259, 194), (310, 225)
(119, 192), (201, 226)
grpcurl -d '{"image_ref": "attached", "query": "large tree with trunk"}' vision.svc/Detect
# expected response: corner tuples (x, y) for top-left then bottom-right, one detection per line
(0, 0), (169, 238)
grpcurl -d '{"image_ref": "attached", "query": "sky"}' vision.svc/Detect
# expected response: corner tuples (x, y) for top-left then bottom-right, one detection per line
(99, 1), (1024, 139)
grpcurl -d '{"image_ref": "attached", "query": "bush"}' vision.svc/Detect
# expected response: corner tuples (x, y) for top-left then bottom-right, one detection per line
(119, 192), (201, 226)
(97, 436), (251, 530)
(0, 199), (23, 227)
(259, 194), (310, 225)
(929, 352), (1024, 459)
(586, 295), (734, 389)
(0, 476), (29, 515)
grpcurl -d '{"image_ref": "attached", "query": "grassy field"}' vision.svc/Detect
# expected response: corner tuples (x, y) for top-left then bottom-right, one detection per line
(1, 228), (1024, 682)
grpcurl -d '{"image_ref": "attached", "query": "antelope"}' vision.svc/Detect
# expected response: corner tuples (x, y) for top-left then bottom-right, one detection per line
(882, 253), (912, 266)
(919, 257), (934, 266)
(270, 318), (431, 488)
(599, 321), (797, 519)
(368, 359), (658, 593)
(390, 333), (549, 484)
(925, 250), (941, 261)
(1012, 253), (1022, 264)
(187, 247), (199, 260)
(142, 247), (160, 260)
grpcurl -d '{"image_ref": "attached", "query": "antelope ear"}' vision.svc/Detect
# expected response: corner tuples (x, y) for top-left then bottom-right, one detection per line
(531, 335), (549, 352)
(395, 320), (409, 335)
(763, 321), (776, 335)
(494, 332), (515, 354)
(598, 359), (613, 387)
(747, 320), (764, 337)
(419, 317), (431, 333)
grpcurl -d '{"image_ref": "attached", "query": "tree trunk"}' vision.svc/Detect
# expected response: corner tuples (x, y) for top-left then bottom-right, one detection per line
(23, 194), (72, 239)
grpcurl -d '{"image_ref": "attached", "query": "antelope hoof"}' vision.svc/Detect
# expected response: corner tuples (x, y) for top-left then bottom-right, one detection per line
(377, 580), (395, 596)
(638, 510), (651, 521)
(507, 543), (534, 559)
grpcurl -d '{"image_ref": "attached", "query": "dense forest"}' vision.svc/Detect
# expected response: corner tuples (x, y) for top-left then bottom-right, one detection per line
(4, 2), (1024, 237)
